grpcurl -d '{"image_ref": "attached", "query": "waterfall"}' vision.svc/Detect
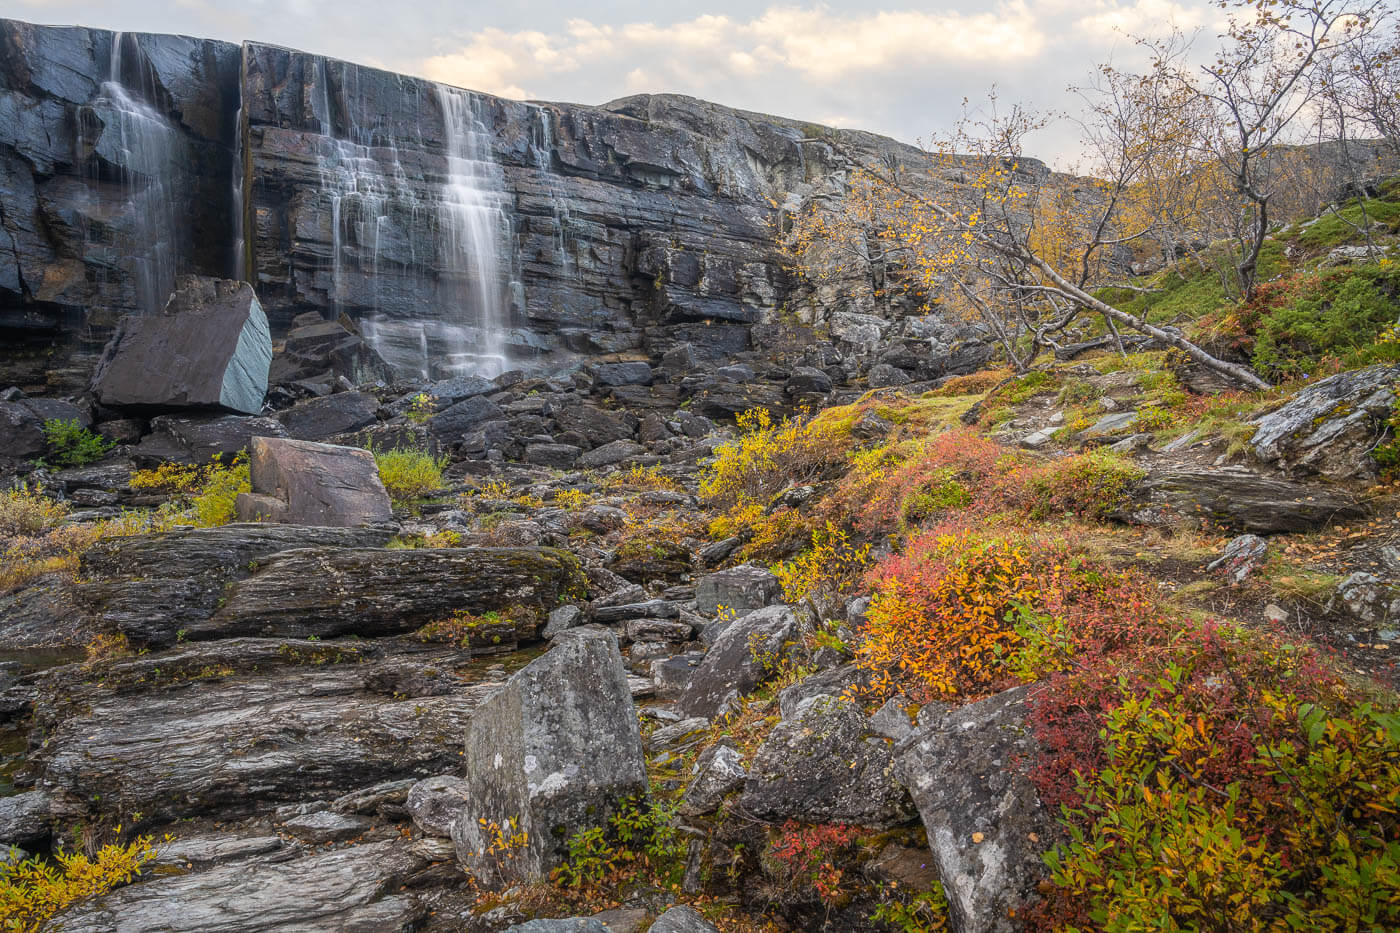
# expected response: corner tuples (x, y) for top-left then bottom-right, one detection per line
(92, 32), (181, 315)
(529, 106), (574, 278)
(435, 85), (510, 377)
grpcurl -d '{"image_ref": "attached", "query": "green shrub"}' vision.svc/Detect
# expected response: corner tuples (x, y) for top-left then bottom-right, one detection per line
(374, 446), (446, 504)
(40, 419), (113, 468)
(1252, 270), (1400, 380)
(1027, 449), (1145, 520)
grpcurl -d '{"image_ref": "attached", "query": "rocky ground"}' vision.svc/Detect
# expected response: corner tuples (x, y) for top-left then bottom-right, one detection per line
(2, 276), (1399, 931)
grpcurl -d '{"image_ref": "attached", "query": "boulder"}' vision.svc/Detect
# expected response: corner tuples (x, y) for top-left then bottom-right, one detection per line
(268, 316), (395, 389)
(867, 362), (912, 388)
(526, 443), (582, 468)
(1331, 572), (1396, 626)
(677, 604), (800, 719)
(1206, 534), (1269, 585)
(576, 440), (646, 469)
(427, 394), (504, 440)
(1251, 365), (1399, 480)
(553, 405), (638, 448)
(451, 630), (647, 885)
(592, 361), (653, 386)
(234, 436), (393, 527)
(0, 398), (91, 460)
(1120, 469), (1367, 534)
(275, 391), (380, 440)
(505, 921), (609, 933)
(740, 694), (915, 829)
(650, 906), (721, 933)
(201, 546), (585, 641)
(407, 776), (474, 837)
(895, 685), (1053, 933)
(281, 809), (373, 843)
(694, 564), (782, 618)
(0, 790), (50, 849)
(92, 276), (272, 414)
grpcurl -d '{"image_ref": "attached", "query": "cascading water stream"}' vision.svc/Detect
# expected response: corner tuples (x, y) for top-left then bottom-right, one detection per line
(435, 85), (510, 376)
(92, 31), (181, 315)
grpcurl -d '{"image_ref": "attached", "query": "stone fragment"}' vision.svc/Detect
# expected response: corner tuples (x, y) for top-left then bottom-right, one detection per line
(504, 921), (609, 933)
(867, 362), (911, 388)
(591, 599), (680, 622)
(93, 276), (272, 414)
(407, 776), (473, 837)
(526, 443), (582, 468)
(649, 906), (721, 933)
(694, 564), (782, 617)
(677, 605), (799, 719)
(592, 361), (653, 386)
(275, 391), (379, 440)
(576, 440), (646, 468)
(281, 809), (373, 843)
(0, 791), (50, 849)
(1206, 533), (1269, 585)
(134, 413), (287, 464)
(740, 694), (915, 828)
(895, 685), (1053, 933)
(543, 605), (585, 639)
(1331, 572), (1396, 625)
(451, 631), (646, 885)
(679, 745), (747, 816)
(269, 316), (395, 388)
(235, 436), (393, 527)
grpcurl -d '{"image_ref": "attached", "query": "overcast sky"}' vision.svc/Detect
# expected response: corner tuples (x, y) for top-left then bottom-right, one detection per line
(1, 1), (1226, 166)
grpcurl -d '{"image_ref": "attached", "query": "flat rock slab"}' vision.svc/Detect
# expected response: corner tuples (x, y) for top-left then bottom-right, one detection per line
(1120, 469), (1367, 534)
(93, 276), (272, 415)
(53, 840), (425, 932)
(76, 524), (395, 647)
(31, 639), (502, 827)
(201, 546), (584, 641)
(452, 630), (646, 885)
(235, 435), (393, 526)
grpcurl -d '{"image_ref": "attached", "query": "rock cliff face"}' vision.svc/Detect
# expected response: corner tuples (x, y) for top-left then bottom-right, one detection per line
(1, 17), (1008, 390)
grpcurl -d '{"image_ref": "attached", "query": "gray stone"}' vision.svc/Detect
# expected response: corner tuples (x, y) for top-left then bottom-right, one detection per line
(407, 775), (473, 837)
(53, 841), (425, 932)
(331, 778), (417, 815)
(275, 391), (380, 440)
(677, 604), (800, 719)
(451, 630), (646, 885)
(504, 921), (609, 933)
(427, 395), (504, 439)
(1079, 410), (1137, 439)
(622, 618), (694, 642)
(235, 436), (393, 526)
(592, 362), (653, 386)
(543, 604), (586, 639)
(203, 546), (584, 642)
(679, 745), (748, 817)
(134, 413), (287, 464)
(647, 717), (711, 753)
(1207, 533), (1270, 585)
(526, 443), (582, 468)
(1019, 427), (1056, 449)
(869, 696), (915, 742)
(1121, 469), (1367, 534)
(1332, 572), (1395, 625)
(896, 685), (1053, 933)
(0, 790), (49, 849)
(576, 440), (646, 468)
(155, 834), (285, 867)
(777, 663), (867, 720)
(592, 599), (680, 622)
(93, 276), (271, 414)
(868, 362), (912, 387)
(694, 564), (782, 618)
(652, 653), (705, 698)
(649, 905), (721, 933)
(1250, 365), (1400, 480)
(282, 809), (373, 843)
(740, 694), (915, 828)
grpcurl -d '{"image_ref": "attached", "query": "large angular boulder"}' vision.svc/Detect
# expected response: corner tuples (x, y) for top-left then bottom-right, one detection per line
(450, 630), (647, 885)
(92, 276), (272, 414)
(895, 686), (1054, 933)
(740, 694), (915, 829)
(694, 564), (783, 618)
(1119, 468), (1367, 533)
(677, 604), (800, 719)
(268, 313), (395, 389)
(275, 391), (380, 440)
(1250, 365), (1399, 480)
(201, 546), (584, 641)
(234, 436), (393, 527)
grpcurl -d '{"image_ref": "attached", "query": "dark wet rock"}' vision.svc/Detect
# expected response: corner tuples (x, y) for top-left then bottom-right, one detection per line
(652, 652), (705, 698)
(0, 580), (92, 650)
(1250, 364), (1399, 480)
(93, 277), (271, 415)
(234, 436), (393, 527)
(867, 362), (912, 388)
(54, 840), (426, 932)
(785, 366), (833, 396)
(576, 440), (646, 469)
(282, 809), (373, 843)
(452, 630), (646, 885)
(554, 405), (638, 448)
(895, 685), (1053, 933)
(694, 564), (782, 617)
(678, 604), (799, 719)
(427, 395), (504, 440)
(76, 524), (395, 647)
(1120, 469), (1367, 533)
(275, 391), (380, 440)
(133, 413), (287, 464)
(741, 694), (914, 829)
(407, 776), (473, 837)
(387, 376), (495, 414)
(203, 546), (584, 641)
(526, 443), (582, 468)
(591, 362), (653, 386)
(1207, 533), (1269, 585)
(0, 397), (90, 459)
(690, 382), (785, 421)
(679, 745), (747, 817)
(269, 316), (395, 389)
(0, 790), (50, 848)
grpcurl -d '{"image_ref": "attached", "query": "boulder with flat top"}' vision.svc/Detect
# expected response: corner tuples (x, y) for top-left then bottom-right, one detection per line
(234, 436), (393, 527)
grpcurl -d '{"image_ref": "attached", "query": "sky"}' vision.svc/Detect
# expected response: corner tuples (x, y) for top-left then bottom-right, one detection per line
(0, 0), (1228, 166)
